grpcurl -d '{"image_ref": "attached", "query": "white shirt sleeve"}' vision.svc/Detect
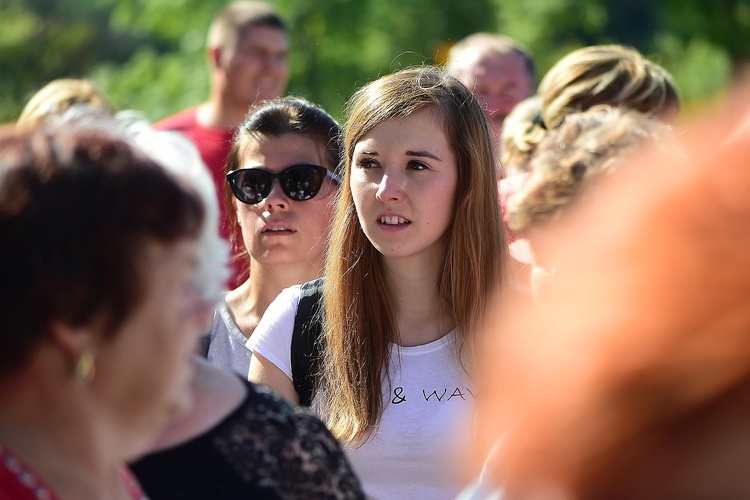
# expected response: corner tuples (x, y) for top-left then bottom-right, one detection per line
(246, 285), (301, 381)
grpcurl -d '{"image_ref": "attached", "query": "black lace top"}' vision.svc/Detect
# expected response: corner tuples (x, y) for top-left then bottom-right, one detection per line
(131, 380), (364, 499)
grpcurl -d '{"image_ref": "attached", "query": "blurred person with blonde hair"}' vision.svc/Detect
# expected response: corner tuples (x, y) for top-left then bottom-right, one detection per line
(498, 45), (680, 291)
(502, 44), (679, 175)
(506, 105), (670, 295)
(17, 78), (114, 129)
(494, 95), (541, 280)
(496, 95), (542, 177)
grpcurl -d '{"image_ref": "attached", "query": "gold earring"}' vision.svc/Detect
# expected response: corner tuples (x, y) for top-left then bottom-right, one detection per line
(74, 348), (95, 384)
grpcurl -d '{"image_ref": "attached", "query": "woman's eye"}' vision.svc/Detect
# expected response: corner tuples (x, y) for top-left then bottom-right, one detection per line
(356, 158), (379, 169)
(408, 161), (428, 171)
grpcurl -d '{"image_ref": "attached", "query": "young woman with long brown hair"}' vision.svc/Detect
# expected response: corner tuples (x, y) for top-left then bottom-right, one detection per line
(248, 66), (507, 498)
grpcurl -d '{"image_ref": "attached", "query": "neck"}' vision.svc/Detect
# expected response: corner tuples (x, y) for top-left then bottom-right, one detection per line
(226, 259), (323, 340)
(382, 252), (454, 347)
(147, 358), (245, 452)
(196, 94), (247, 130)
(0, 361), (130, 499)
(200, 75), (264, 129)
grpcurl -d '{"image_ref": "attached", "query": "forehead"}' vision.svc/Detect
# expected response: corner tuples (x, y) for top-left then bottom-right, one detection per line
(236, 25), (289, 51)
(354, 109), (451, 154)
(470, 51), (529, 79)
(241, 133), (324, 169)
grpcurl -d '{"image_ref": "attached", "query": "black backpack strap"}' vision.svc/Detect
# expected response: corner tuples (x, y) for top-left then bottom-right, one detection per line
(291, 278), (324, 407)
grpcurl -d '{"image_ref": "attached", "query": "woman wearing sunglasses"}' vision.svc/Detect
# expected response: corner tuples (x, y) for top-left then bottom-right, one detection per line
(203, 97), (341, 377)
(249, 67), (507, 498)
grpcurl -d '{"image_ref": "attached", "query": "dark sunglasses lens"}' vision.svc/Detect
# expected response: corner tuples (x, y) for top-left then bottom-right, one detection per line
(231, 170), (271, 204)
(280, 166), (326, 201)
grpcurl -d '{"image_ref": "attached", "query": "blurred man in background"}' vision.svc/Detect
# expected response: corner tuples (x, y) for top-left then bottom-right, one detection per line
(446, 33), (535, 141)
(156, 1), (289, 286)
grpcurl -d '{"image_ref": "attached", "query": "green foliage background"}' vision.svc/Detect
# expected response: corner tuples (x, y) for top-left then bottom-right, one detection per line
(1, 0), (747, 124)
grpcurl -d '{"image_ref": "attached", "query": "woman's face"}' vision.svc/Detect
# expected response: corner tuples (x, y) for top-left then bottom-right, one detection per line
(92, 239), (207, 459)
(234, 133), (337, 270)
(350, 108), (458, 265)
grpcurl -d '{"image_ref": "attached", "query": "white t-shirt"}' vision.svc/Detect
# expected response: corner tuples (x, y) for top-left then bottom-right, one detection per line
(249, 285), (476, 499)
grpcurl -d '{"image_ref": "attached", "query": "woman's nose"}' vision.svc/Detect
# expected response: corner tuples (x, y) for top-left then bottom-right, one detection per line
(375, 173), (404, 202)
(264, 179), (288, 210)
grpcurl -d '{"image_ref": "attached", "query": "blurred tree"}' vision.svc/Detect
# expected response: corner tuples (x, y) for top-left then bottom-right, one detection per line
(278, 0), (496, 118)
(89, 0), (221, 121)
(492, 0), (743, 104)
(0, 0), (148, 122)
(0, 0), (219, 123)
(656, 0), (746, 105)
(0, 0), (746, 124)
(659, 0), (750, 63)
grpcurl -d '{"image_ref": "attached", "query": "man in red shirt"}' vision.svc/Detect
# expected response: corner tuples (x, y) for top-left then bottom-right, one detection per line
(156, 1), (289, 286)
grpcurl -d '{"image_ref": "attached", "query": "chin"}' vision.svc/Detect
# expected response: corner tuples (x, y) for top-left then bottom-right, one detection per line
(166, 386), (195, 423)
(122, 401), (189, 462)
(167, 363), (198, 418)
(255, 248), (301, 264)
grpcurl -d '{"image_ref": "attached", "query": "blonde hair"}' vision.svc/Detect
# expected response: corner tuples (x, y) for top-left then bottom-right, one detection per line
(508, 105), (670, 234)
(17, 79), (114, 129)
(502, 45), (679, 173)
(318, 66), (506, 444)
(500, 95), (544, 175)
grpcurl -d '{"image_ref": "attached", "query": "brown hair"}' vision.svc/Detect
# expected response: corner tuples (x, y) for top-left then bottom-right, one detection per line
(319, 66), (506, 444)
(0, 125), (203, 379)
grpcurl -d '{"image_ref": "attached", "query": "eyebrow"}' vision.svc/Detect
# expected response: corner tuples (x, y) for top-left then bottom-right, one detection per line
(407, 150), (442, 162)
(356, 150), (443, 162)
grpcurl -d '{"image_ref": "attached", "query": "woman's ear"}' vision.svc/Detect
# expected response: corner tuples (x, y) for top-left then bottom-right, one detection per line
(48, 321), (96, 383)
(48, 321), (90, 358)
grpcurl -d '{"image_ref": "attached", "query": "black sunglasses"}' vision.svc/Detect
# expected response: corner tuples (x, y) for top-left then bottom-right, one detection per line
(227, 164), (340, 205)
